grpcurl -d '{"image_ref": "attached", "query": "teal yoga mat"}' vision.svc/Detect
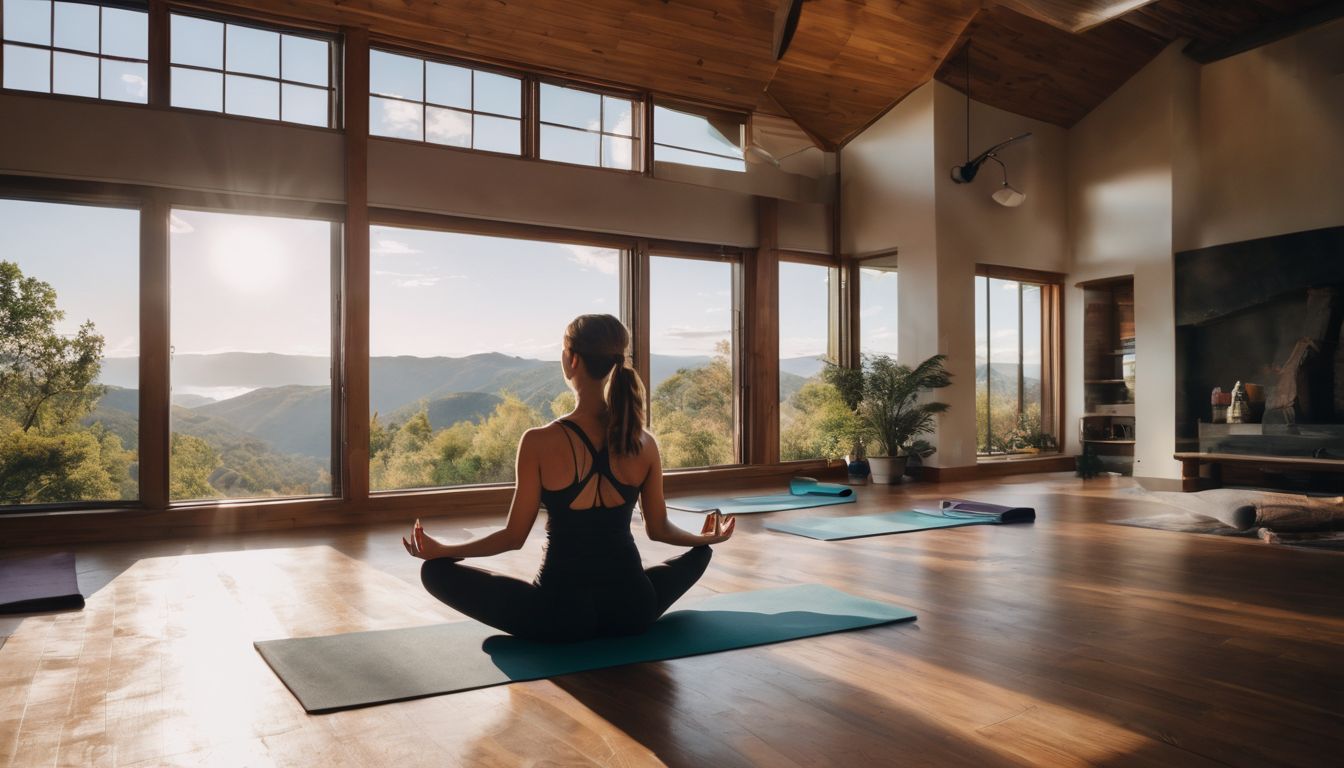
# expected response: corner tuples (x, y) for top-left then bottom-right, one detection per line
(669, 476), (856, 515)
(255, 584), (915, 713)
(765, 510), (1002, 541)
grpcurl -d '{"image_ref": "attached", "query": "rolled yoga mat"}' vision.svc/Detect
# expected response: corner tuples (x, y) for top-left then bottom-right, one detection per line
(765, 510), (1001, 541)
(668, 476), (856, 515)
(0, 552), (84, 614)
(255, 584), (915, 713)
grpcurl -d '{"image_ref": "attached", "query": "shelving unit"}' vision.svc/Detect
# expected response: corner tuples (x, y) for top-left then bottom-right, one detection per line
(1079, 277), (1136, 474)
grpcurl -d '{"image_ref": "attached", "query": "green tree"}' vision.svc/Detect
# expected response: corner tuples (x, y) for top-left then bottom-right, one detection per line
(169, 433), (218, 500)
(650, 341), (734, 468)
(549, 391), (576, 419)
(780, 380), (859, 461)
(0, 261), (132, 504)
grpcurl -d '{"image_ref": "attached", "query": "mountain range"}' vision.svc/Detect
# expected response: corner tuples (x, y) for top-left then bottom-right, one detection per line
(92, 351), (828, 458)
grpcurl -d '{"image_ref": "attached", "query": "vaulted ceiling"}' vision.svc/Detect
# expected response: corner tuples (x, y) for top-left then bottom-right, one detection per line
(200, 0), (1342, 148)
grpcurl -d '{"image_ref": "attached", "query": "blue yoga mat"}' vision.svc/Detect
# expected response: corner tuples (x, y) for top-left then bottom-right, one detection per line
(256, 584), (915, 712)
(669, 476), (857, 515)
(765, 510), (1001, 540)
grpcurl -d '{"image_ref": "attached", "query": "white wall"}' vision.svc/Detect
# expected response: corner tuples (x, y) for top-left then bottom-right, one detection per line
(840, 81), (1069, 468)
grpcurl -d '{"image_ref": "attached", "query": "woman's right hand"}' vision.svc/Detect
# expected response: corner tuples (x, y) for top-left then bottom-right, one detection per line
(699, 511), (736, 544)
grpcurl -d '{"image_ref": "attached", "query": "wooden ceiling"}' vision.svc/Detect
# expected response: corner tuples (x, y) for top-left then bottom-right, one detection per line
(194, 0), (1343, 147)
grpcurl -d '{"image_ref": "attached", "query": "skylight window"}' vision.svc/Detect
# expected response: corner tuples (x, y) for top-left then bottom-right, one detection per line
(2, 0), (148, 103)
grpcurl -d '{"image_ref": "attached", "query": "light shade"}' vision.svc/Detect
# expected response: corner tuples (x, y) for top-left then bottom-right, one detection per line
(992, 185), (1026, 207)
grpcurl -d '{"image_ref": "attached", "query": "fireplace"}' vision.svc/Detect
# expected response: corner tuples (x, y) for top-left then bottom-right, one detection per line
(1174, 226), (1344, 483)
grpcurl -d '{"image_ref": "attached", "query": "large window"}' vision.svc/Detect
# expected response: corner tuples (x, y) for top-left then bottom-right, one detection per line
(369, 49), (522, 154)
(653, 104), (745, 172)
(648, 255), (736, 468)
(169, 13), (333, 127)
(369, 225), (620, 490)
(169, 209), (335, 500)
(3, 0), (148, 103)
(538, 83), (639, 171)
(0, 197), (139, 505)
(778, 260), (842, 461)
(859, 265), (898, 359)
(975, 273), (1057, 456)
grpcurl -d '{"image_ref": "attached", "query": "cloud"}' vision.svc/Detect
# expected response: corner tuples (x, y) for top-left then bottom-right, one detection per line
(121, 73), (147, 100)
(665, 327), (730, 340)
(372, 239), (422, 256)
(564, 244), (618, 275)
(374, 99), (422, 137)
(169, 214), (194, 234)
(860, 304), (883, 318)
(427, 108), (471, 146)
(374, 269), (464, 288)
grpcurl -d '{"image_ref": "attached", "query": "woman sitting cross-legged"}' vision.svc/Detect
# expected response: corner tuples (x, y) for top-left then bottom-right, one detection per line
(403, 313), (736, 643)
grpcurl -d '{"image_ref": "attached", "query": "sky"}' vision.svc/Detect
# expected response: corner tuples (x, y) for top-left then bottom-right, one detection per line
(778, 261), (831, 360)
(975, 276), (1043, 370)
(860, 267), (898, 360)
(649, 256), (732, 357)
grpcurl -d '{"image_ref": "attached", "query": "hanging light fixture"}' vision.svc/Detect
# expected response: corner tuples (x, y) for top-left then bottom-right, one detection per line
(949, 41), (1032, 208)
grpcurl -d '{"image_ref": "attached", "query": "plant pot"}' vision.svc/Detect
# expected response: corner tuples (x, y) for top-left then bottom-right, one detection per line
(845, 456), (871, 484)
(869, 455), (909, 485)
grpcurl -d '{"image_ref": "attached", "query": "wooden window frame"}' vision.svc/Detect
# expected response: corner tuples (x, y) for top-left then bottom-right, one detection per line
(535, 78), (645, 173)
(163, 7), (340, 128)
(973, 263), (1065, 459)
(651, 97), (748, 171)
(0, 0), (152, 104)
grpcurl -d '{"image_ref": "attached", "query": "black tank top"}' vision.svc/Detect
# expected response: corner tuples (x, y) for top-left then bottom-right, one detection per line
(535, 419), (644, 587)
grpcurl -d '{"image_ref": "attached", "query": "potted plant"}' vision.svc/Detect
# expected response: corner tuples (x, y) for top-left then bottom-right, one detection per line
(824, 354), (953, 484)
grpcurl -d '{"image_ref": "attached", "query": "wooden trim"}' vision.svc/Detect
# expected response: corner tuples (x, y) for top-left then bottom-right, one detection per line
(139, 190), (170, 511)
(341, 26), (371, 504)
(1047, 282), (1064, 446)
(745, 197), (781, 465)
(163, 0), (342, 35)
(148, 0), (170, 108)
(976, 263), (1066, 284)
(0, 461), (840, 546)
(778, 249), (839, 267)
(626, 241), (651, 409)
(369, 207), (636, 250)
(975, 453), (1075, 478)
(922, 464), (980, 483)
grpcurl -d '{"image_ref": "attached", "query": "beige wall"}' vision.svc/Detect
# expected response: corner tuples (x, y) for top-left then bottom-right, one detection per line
(0, 92), (832, 251)
(1191, 18), (1344, 249)
(840, 81), (1069, 468)
(0, 93), (345, 202)
(1066, 21), (1344, 482)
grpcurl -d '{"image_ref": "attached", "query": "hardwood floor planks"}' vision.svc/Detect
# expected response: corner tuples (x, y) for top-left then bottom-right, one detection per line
(1, 473), (1341, 767)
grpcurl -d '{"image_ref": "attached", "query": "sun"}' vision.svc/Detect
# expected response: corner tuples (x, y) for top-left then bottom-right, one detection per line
(208, 226), (289, 295)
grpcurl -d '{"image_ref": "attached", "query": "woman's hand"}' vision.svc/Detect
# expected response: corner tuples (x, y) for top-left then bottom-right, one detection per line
(402, 519), (457, 560)
(699, 511), (736, 544)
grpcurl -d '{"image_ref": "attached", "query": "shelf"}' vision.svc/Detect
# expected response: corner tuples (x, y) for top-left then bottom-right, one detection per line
(1083, 439), (1136, 445)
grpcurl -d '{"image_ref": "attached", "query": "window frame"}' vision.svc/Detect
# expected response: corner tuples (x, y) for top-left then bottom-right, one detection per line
(1, 0), (151, 104)
(165, 8), (340, 128)
(974, 263), (1064, 460)
(533, 77), (644, 173)
(366, 43), (527, 157)
(776, 251), (842, 464)
(651, 97), (749, 173)
(644, 246), (744, 468)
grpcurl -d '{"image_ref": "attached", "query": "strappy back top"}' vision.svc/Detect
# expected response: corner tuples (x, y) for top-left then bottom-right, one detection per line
(535, 419), (644, 586)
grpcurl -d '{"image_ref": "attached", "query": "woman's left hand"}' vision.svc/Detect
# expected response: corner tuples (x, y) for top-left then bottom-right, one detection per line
(402, 519), (451, 560)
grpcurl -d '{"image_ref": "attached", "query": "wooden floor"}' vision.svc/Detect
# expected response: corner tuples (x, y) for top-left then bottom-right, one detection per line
(2, 473), (1341, 767)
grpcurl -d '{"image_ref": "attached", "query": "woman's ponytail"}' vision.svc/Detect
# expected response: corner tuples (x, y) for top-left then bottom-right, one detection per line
(564, 313), (646, 456)
(605, 360), (646, 456)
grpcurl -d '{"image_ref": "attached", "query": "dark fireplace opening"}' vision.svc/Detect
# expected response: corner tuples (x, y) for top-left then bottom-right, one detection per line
(1174, 226), (1344, 488)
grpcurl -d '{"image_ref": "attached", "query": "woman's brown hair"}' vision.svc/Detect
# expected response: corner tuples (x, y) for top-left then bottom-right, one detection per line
(564, 314), (646, 455)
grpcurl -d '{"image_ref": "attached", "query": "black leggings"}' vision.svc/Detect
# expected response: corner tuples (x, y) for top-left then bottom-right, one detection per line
(420, 546), (712, 643)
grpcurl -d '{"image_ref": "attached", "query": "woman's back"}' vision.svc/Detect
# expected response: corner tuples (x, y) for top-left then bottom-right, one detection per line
(535, 418), (646, 587)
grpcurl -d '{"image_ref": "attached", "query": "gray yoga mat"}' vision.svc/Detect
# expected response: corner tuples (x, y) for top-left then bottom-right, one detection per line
(765, 510), (998, 541)
(255, 584), (915, 713)
(0, 552), (84, 614)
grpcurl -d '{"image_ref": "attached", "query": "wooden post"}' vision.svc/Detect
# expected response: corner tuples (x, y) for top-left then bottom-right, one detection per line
(746, 197), (781, 465)
(147, 1), (170, 108)
(342, 27), (371, 504)
(625, 241), (652, 407)
(139, 191), (170, 511)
